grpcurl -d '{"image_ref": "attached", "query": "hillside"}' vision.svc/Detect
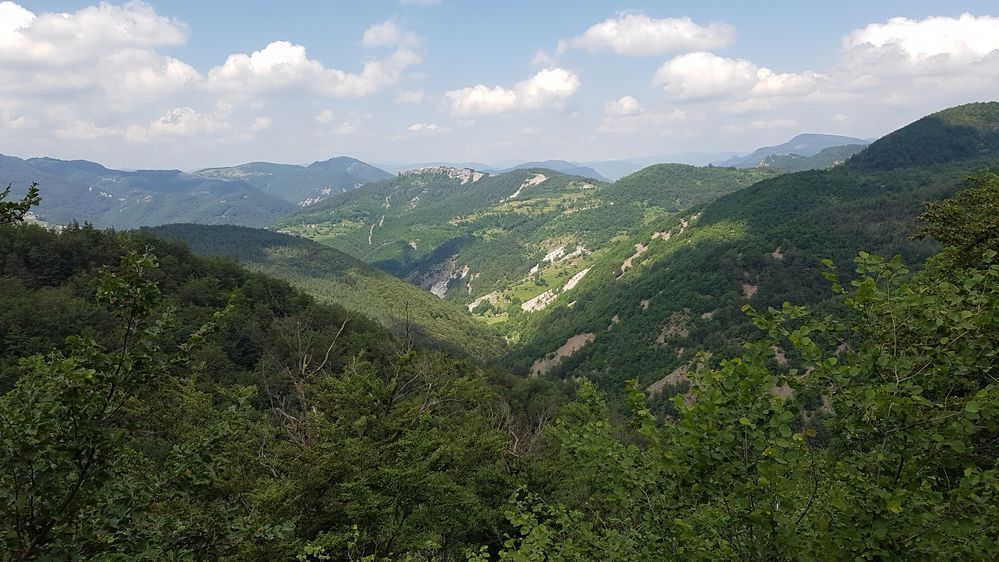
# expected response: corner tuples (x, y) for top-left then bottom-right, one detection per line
(718, 133), (869, 168)
(759, 144), (866, 171)
(146, 224), (506, 359)
(503, 160), (608, 181)
(277, 165), (775, 312)
(0, 155), (294, 229)
(501, 102), (999, 395)
(195, 156), (392, 206)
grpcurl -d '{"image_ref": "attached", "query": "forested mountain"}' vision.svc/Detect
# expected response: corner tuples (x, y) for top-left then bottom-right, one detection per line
(502, 160), (608, 181)
(1, 102), (997, 560)
(0, 154), (295, 228)
(2, 166), (995, 559)
(146, 224), (505, 359)
(718, 133), (870, 168)
(501, 102), (999, 397)
(277, 164), (774, 312)
(194, 157), (392, 206)
(759, 143), (867, 172)
(0, 220), (565, 559)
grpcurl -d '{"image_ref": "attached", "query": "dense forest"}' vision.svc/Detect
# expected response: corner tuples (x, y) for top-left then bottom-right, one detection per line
(1, 103), (998, 560)
(1, 163), (997, 560)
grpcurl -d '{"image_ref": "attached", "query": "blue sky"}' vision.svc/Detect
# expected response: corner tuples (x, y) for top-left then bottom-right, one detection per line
(3, 1), (999, 169)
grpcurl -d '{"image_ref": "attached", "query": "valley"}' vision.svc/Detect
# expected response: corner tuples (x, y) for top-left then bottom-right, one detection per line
(2, 101), (997, 561)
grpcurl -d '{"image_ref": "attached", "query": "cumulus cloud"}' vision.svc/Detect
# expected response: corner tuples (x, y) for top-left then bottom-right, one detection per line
(604, 95), (643, 116)
(126, 107), (230, 142)
(0, 0), (187, 64)
(0, 1), (197, 103)
(361, 20), (422, 48)
(445, 67), (580, 116)
(844, 13), (999, 62)
(205, 40), (420, 98)
(654, 52), (824, 101)
(564, 12), (734, 56)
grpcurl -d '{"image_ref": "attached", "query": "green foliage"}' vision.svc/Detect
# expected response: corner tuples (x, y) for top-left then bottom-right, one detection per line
(915, 172), (999, 264)
(0, 182), (40, 224)
(147, 224), (506, 359)
(478, 186), (999, 560)
(0, 248), (248, 558)
(278, 165), (774, 309)
(506, 114), (995, 395)
(0, 222), (564, 560)
(0, 156), (294, 228)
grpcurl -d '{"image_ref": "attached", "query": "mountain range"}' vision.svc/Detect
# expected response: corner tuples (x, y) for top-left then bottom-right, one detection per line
(3, 101), (997, 559)
(715, 133), (870, 168)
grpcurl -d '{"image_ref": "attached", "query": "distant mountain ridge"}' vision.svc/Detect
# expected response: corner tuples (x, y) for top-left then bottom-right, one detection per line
(501, 160), (608, 182)
(194, 156), (391, 206)
(0, 154), (294, 229)
(717, 133), (870, 168)
(0, 154), (392, 229)
(278, 163), (775, 312)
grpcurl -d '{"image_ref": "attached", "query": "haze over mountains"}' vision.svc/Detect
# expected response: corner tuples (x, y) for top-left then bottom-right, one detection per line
(2, 131), (871, 229)
(4, 104), (996, 386)
(4, 98), (998, 560)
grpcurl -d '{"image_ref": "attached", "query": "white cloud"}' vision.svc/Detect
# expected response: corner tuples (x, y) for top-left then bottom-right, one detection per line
(598, 107), (687, 134)
(844, 13), (999, 62)
(127, 107), (230, 142)
(407, 122), (446, 133)
(0, 1), (197, 104)
(395, 89), (425, 104)
(205, 41), (420, 98)
(361, 20), (422, 48)
(604, 95), (643, 116)
(0, 0), (186, 65)
(314, 111), (368, 135)
(566, 12), (734, 56)
(531, 49), (557, 66)
(251, 116), (272, 131)
(445, 67), (580, 116)
(654, 52), (823, 101)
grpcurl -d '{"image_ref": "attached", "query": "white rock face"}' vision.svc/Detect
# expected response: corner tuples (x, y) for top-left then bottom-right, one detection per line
(521, 290), (557, 312)
(467, 291), (499, 312)
(562, 267), (591, 292)
(400, 166), (486, 184)
(507, 173), (547, 200)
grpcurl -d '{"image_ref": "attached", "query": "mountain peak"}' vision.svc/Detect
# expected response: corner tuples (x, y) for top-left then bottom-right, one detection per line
(399, 166), (488, 184)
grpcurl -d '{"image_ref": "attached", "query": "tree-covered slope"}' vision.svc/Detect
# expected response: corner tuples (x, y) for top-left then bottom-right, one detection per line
(146, 224), (506, 359)
(759, 144), (866, 172)
(504, 102), (999, 395)
(278, 165), (775, 310)
(0, 155), (294, 228)
(194, 156), (392, 206)
(718, 133), (869, 167)
(0, 220), (565, 559)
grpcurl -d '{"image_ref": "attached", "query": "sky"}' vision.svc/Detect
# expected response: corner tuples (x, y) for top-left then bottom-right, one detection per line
(2, 1), (999, 170)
